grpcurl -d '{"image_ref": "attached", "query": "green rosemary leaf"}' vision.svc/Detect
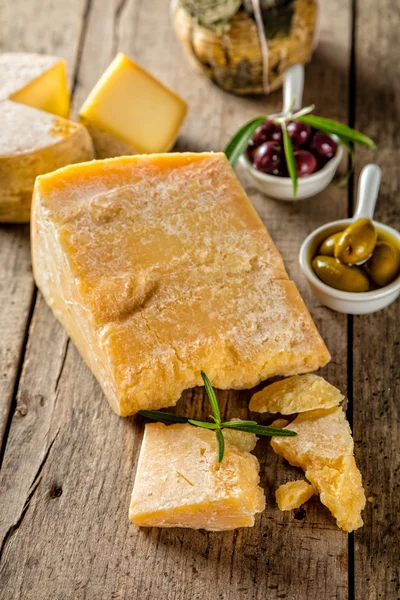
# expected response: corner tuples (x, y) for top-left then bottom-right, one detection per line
(221, 420), (258, 427)
(224, 116), (267, 167)
(296, 114), (375, 148)
(221, 421), (297, 437)
(215, 428), (225, 462)
(336, 136), (355, 187)
(188, 419), (218, 429)
(138, 410), (189, 424)
(201, 370), (221, 423)
(282, 121), (297, 196)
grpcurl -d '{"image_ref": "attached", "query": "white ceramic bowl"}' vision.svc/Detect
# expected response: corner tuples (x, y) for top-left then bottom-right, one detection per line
(299, 165), (400, 314)
(239, 140), (343, 201)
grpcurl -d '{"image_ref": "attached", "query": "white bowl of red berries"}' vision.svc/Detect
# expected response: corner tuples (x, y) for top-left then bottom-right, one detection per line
(239, 119), (344, 201)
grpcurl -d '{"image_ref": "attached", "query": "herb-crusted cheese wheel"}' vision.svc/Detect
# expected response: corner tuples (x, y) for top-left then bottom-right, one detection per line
(250, 374), (344, 414)
(271, 407), (366, 532)
(0, 52), (94, 222)
(32, 152), (330, 415)
(129, 423), (265, 530)
(79, 53), (187, 158)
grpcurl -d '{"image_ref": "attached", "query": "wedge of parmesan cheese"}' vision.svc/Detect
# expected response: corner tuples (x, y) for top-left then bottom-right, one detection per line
(0, 53), (94, 222)
(271, 407), (366, 532)
(79, 53), (187, 158)
(129, 423), (265, 530)
(250, 374), (344, 414)
(275, 480), (314, 510)
(32, 152), (330, 415)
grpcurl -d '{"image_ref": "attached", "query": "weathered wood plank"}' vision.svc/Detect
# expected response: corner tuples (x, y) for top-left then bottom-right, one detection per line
(352, 0), (400, 597)
(1, 1), (354, 599)
(0, 0), (91, 449)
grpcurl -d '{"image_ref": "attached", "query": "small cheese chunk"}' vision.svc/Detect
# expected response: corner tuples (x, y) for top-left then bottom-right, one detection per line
(0, 52), (93, 222)
(0, 102), (93, 222)
(275, 480), (314, 510)
(0, 53), (70, 117)
(129, 423), (265, 530)
(79, 53), (187, 158)
(250, 374), (344, 414)
(271, 407), (366, 531)
(32, 153), (330, 415)
(223, 421), (258, 452)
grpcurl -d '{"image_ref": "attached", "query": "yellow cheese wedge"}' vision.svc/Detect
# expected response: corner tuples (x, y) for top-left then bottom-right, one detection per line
(275, 480), (314, 510)
(79, 53), (187, 158)
(129, 423), (265, 530)
(0, 53), (94, 222)
(32, 152), (330, 415)
(250, 374), (344, 414)
(0, 53), (70, 117)
(271, 407), (366, 531)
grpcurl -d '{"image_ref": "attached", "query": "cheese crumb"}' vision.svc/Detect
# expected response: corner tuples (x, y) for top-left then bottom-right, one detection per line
(275, 480), (314, 510)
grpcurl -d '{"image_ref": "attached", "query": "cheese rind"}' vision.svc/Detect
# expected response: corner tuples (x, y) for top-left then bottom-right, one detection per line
(275, 480), (314, 510)
(271, 407), (366, 531)
(0, 52), (93, 222)
(129, 423), (265, 530)
(250, 374), (344, 414)
(32, 153), (330, 415)
(79, 53), (187, 157)
(0, 102), (93, 222)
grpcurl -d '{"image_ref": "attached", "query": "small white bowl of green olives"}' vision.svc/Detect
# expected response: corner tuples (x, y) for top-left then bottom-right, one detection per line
(299, 164), (400, 314)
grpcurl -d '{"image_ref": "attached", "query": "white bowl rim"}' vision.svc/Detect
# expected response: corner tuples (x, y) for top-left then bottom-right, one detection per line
(299, 219), (400, 301)
(239, 135), (344, 186)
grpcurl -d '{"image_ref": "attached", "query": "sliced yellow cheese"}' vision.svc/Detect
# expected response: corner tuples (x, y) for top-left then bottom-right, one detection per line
(129, 423), (265, 530)
(275, 480), (314, 510)
(0, 52), (93, 222)
(79, 53), (187, 158)
(32, 153), (330, 415)
(250, 374), (344, 414)
(271, 407), (366, 532)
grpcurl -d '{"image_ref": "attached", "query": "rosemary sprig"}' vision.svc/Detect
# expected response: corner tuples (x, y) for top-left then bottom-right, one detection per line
(138, 371), (296, 462)
(223, 103), (375, 196)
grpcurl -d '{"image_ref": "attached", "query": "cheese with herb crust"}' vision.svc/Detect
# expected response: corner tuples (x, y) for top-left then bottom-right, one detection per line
(32, 152), (330, 415)
(129, 422), (265, 530)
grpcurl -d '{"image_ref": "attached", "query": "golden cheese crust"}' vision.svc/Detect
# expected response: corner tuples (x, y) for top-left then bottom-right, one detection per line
(32, 152), (330, 414)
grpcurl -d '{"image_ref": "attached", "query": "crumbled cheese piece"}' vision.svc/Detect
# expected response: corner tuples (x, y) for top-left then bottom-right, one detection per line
(129, 423), (265, 530)
(271, 407), (366, 531)
(275, 480), (314, 510)
(250, 374), (343, 414)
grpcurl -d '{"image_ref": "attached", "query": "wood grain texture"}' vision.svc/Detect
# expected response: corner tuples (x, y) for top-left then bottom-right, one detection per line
(352, 0), (400, 597)
(1, 0), (395, 598)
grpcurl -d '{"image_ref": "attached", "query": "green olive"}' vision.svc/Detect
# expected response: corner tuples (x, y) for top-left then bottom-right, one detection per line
(334, 218), (377, 265)
(318, 232), (343, 256)
(365, 241), (400, 287)
(312, 255), (370, 292)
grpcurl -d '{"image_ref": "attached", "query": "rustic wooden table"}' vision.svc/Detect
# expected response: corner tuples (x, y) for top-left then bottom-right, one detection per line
(0, 1), (399, 599)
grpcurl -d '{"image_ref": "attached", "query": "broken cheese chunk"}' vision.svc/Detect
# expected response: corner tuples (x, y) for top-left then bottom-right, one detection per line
(129, 423), (265, 530)
(275, 480), (314, 510)
(32, 152), (330, 415)
(79, 53), (187, 158)
(0, 53), (94, 222)
(271, 407), (366, 532)
(250, 374), (344, 414)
